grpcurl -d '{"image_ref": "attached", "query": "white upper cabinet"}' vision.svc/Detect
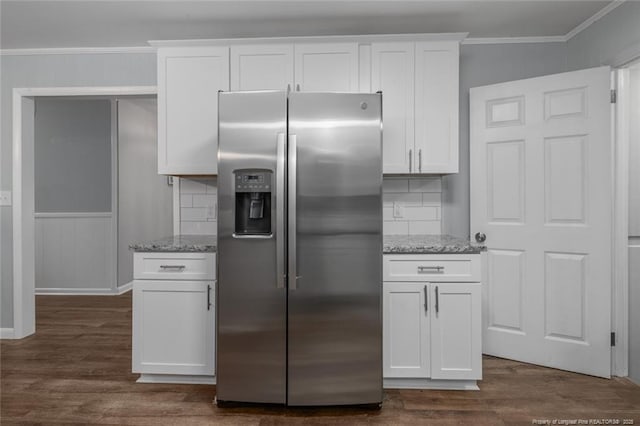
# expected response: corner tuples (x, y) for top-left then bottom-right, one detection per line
(294, 43), (359, 92)
(414, 41), (459, 173)
(230, 44), (294, 91)
(372, 40), (459, 174)
(371, 42), (415, 174)
(157, 47), (229, 175)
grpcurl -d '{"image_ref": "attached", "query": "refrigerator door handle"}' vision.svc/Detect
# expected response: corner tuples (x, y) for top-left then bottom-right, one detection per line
(288, 134), (298, 291)
(276, 132), (286, 289)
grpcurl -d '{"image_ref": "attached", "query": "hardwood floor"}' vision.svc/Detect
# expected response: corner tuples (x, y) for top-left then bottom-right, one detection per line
(1, 293), (638, 425)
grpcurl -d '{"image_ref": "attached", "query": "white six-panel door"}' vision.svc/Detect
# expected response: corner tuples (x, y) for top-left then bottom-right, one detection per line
(470, 66), (612, 377)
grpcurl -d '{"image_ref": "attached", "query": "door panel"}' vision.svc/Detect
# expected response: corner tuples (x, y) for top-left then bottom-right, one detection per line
(471, 66), (612, 377)
(230, 44), (294, 91)
(288, 92), (382, 406)
(371, 42), (414, 174)
(216, 91), (287, 403)
(383, 282), (430, 378)
(294, 43), (359, 92)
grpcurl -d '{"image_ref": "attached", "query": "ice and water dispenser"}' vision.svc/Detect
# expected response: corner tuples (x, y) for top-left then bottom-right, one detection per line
(234, 170), (272, 235)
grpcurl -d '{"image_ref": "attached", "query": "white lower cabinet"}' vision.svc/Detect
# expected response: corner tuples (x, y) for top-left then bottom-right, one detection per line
(383, 254), (482, 390)
(132, 252), (216, 384)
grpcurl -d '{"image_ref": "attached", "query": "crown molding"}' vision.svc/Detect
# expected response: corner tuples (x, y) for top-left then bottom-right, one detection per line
(564, 0), (627, 41)
(462, 36), (566, 45)
(148, 32), (469, 47)
(0, 46), (155, 56)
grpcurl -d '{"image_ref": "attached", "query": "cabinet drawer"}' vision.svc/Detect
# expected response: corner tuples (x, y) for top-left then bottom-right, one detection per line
(134, 252), (215, 280)
(383, 254), (480, 282)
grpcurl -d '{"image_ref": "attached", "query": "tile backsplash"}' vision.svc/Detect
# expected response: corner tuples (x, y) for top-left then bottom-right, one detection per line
(178, 176), (441, 236)
(383, 177), (441, 235)
(179, 177), (218, 235)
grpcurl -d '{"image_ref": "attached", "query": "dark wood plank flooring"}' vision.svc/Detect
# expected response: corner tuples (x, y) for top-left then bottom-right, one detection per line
(1, 293), (638, 425)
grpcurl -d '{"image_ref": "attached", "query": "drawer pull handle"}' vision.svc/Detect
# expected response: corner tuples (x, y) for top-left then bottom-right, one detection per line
(417, 266), (444, 273)
(160, 265), (186, 271)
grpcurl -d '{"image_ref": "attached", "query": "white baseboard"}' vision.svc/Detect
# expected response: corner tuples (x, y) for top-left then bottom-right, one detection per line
(36, 287), (124, 296)
(383, 378), (479, 390)
(136, 374), (216, 385)
(117, 281), (133, 294)
(0, 328), (16, 339)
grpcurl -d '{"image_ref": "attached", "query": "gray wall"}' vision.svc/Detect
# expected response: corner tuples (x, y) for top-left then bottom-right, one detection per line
(442, 42), (567, 238)
(34, 98), (112, 213)
(0, 52), (156, 328)
(117, 97), (172, 287)
(566, 1), (640, 70)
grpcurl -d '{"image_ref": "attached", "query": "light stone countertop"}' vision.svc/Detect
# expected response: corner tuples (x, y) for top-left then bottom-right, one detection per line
(383, 234), (485, 254)
(130, 235), (217, 252)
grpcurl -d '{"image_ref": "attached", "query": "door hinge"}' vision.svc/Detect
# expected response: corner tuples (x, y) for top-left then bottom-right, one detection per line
(610, 89), (617, 104)
(611, 332), (616, 347)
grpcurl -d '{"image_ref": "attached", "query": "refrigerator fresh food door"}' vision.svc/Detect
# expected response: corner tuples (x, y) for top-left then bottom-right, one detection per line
(217, 91), (287, 404)
(287, 92), (383, 406)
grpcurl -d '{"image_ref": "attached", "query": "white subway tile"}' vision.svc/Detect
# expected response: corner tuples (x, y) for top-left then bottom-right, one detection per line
(193, 194), (217, 208)
(204, 178), (218, 193)
(383, 221), (408, 235)
(409, 177), (442, 193)
(181, 207), (208, 222)
(180, 178), (208, 194)
(408, 221), (442, 235)
(422, 192), (442, 206)
(383, 179), (408, 193)
(382, 207), (394, 221)
(403, 206), (439, 221)
(180, 194), (193, 208)
(383, 193), (422, 207)
(181, 221), (217, 235)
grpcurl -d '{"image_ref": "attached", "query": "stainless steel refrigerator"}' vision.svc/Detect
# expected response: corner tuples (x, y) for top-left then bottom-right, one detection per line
(216, 90), (382, 406)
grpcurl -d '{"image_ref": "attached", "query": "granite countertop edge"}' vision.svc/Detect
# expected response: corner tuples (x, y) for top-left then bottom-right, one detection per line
(383, 234), (486, 254)
(130, 235), (217, 253)
(130, 234), (484, 255)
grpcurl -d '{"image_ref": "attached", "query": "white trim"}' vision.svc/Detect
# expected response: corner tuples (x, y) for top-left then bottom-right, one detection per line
(35, 287), (126, 296)
(612, 68), (631, 377)
(117, 281), (133, 295)
(136, 374), (216, 385)
(462, 36), (566, 45)
(173, 177), (181, 235)
(565, 0), (627, 41)
(111, 98), (119, 292)
(0, 46), (155, 56)
(0, 328), (16, 339)
(383, 378), (479, 390)
(34, 212), (112, 218)
(149, 32), (469, 47)
(12, 85), (157, 340)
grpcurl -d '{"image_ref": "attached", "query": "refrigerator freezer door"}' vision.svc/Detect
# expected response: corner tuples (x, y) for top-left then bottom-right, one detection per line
(217, 91), (287, 404)
(287, 92), (383, 406)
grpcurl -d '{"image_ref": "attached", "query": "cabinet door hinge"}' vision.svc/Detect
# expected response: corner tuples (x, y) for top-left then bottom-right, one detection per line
(611, 89), (617, 104)
(611, 332), (616, 347)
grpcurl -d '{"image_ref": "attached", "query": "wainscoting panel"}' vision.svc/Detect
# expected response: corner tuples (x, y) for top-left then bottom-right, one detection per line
(35, 213), (114, 293)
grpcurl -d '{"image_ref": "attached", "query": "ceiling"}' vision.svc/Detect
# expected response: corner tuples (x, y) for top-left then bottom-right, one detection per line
(0, 1), (615, 49)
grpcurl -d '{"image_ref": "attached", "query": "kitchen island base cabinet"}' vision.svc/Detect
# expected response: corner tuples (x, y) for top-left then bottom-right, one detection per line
(382, 254), (482, 390)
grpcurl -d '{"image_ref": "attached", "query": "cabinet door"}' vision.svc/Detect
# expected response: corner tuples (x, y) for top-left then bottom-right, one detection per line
(430, 282), (481, 380)
(294, 43), (359, 92)
(414, 41), (459, 173)
(383, 282), (430, 378)
(372, 43), (414, 174)
(230, 44), (294, 91)
(158, 47), (229, 175)
(133, 280), (215, 375)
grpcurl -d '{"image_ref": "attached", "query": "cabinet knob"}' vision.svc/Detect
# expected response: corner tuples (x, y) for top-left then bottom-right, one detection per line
(475, 232), (486, 243)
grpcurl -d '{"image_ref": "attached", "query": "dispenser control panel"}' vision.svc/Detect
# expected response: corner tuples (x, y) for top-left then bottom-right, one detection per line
(235, 172), (271, 192)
